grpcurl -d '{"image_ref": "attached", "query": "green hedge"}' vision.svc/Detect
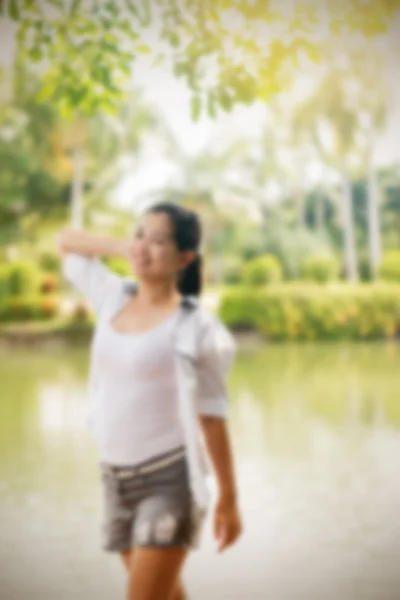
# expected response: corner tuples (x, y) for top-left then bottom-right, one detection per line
(0, 295), (60, 322)
(219, 283), (400, 341)
(0, 260), (43, 299)
(38, 250), (61, 273)
(301, 254), (340, 283)
(7, 260), (42, 296)
(40, 273), (60, 294)
(379, 251), (400, 282)
(242, 254), (283, 286)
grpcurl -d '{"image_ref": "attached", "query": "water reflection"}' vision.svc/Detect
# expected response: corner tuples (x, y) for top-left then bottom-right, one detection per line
(38, 385), (88, 433)
(1, 342), (400, 600)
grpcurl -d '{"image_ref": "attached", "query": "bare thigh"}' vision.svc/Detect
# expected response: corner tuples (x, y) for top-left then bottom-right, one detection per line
(121, 548), (189, 600)
(120, 549), (132, 571)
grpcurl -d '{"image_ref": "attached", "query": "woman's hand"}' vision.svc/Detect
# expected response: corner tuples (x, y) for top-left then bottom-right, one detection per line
(213, 494), (243, 553)
(198, 416), (242, 552)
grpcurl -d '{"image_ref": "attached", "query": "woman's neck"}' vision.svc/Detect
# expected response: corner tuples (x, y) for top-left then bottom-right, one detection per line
(134, 279), (181, 308)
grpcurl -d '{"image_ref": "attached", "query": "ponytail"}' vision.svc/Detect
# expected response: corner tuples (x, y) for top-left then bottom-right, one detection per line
(178, 254), (203, 297)
(147, 202), (203, 296)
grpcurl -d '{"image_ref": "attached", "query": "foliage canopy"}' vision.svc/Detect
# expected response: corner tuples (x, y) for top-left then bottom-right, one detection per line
(4, 0), (400, 118)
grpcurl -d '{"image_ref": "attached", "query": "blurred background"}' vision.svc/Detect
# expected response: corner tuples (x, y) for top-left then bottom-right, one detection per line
(1, 1), (400, 599)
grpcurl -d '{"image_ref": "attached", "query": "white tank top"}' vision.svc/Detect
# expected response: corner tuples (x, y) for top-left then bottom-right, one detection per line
(91, 303), (185, 466)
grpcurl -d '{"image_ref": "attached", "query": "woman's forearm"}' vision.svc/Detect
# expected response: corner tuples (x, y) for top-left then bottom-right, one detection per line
(57, 229), (129, 259)
(199, 416), (238, 502)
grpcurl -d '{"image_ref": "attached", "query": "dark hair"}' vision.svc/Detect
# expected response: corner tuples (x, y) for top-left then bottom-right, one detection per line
(147, 202), (203, 296)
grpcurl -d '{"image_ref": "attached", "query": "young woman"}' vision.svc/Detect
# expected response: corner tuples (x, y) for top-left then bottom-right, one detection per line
(57, 202), (242, 600)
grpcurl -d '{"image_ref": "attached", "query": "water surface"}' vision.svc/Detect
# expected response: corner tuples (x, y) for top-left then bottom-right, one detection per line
(1, 341), (400, 599)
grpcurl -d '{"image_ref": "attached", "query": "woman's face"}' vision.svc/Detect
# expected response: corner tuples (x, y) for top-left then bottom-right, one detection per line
(127, 212), (190, 282)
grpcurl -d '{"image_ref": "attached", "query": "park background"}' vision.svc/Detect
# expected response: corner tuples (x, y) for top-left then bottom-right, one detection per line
(1, 1), (400, 599)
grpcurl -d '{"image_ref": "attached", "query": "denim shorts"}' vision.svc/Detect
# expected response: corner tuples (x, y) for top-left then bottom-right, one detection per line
(99, 447), (205, 552)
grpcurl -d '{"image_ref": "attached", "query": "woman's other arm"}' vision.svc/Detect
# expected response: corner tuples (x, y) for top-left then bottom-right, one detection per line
(199, 415), (242, 553)
(195, 315), (242, 553)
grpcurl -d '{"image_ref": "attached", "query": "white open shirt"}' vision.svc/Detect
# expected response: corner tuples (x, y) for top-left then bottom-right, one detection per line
(62, 253), (236, 512)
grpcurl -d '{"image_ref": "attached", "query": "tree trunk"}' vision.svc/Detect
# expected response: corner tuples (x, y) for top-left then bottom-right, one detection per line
(293, 186), (305, 228)
(340, 173), (358, 282)
(366, 161), (382, 279)
(0, 15), (17, 102)
(315, 187), (324, 231)
(70, 146), (84, 229)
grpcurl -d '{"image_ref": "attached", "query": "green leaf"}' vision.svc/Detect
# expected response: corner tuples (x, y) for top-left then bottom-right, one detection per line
(152, 53), (165, 67)
(69, 86), (88, 107)
(124, 0), (140, 18)
(173, 61), (188, 76)
(104, 1), (118, 17)
(169, 31), (180, 47)
(100, 18), (113, 30)
(36, 84), (53, 103)
(136, 44), (151, 54)
(9, 0), (20, 20)
(124, 0), (151, 26)
(21, 0), (38, 12)
(218, 89), (233, 112)
(120, 19), (139, 40)
(28, 47), (44, 63)
(191, 95), (202, 121)
(100, 41), (119, 54)
(69, 0), (82, 15)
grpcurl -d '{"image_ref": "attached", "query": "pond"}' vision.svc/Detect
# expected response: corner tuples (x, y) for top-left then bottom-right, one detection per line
(1, 341), (400, 600)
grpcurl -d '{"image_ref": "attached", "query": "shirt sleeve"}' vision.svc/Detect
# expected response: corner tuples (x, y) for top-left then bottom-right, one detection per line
(195, 313), (236, 419)
(61, 252), (123, 315)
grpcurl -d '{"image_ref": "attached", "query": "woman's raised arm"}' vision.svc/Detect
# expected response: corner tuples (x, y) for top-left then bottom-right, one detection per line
(56, 229), (132, 315)
(57, 228), (130, 259)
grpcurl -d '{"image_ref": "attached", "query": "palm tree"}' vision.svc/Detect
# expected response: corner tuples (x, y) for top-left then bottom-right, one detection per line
(355, 60), (386, 278)
(293, 76), (361, 281)
(293, 46), (388, 281)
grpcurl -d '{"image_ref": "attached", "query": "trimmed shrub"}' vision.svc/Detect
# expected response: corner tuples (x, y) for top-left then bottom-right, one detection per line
(219, 283), (400, 341)
(6, 260), (41, 296)
(40, 273), (60, 294)
(38, 250), (61, 273)
(301, 254), (340, 283)
(39, 296), (59, 318)
(242, 254), (283, 286)
(379, 251), (400, 282)
(216, 287), (263, 331)
(0, 265), (10, 300)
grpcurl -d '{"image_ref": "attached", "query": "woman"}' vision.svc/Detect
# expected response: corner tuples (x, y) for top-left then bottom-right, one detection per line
(57, 202), (242, 600)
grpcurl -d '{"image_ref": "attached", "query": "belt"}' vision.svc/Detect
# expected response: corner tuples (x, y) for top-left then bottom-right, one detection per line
(102, 448), (186, 479)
